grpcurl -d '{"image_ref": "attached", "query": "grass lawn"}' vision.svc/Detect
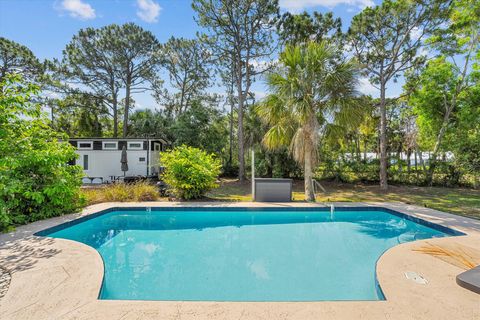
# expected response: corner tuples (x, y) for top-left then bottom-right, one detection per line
(207, 179), (480, 220)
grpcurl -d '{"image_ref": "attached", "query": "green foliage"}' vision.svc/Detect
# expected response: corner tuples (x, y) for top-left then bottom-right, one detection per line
(155, 37), (212, 114)
(409, 57), (457, 148)
(277, 11), (343, 46)
(128, 108), (171, 140)
(53, 92), (110, 137)
(128, 100), (229, 157)
(348, 0), (447, 86)
(453, 82), (480, 178)
(161, 145), (221, 200)
(60, 23), (161, 138)
(0, 37), (44, 84)
(0, 75), (84, 231)
(258, 41), (360, 152)
(244, 103), (302, 179)
(61, 25), (124, 137)
(171, 100), (228, 154)
(192, 0), (279, 180)
(106, 23), (161, 137)
(348, 0), (449, 189)
(257, 41), (359, 200)
(428, 0), (479, 56)
(406, 0), (479, 184)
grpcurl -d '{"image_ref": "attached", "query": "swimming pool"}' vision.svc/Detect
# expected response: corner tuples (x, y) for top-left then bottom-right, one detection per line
(36, 207), (461, 301)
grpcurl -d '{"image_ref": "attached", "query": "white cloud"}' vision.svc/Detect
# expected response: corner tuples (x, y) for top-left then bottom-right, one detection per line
(358, 77), (378, 96)
(280, 0), (374, 12)
(253, 91), (268, 100)
(410, 27), (423, 41)
(58, 0), (96, 20)
(136, 0), (162, 23)
(250, 59), (278, 72)
(417, 46), (430, 58)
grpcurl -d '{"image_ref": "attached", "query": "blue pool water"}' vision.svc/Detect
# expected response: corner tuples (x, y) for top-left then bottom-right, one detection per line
(38, 207), (459, 301)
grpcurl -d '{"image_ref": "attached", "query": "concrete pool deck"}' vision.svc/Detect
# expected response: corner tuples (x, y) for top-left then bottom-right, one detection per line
(0, 202), (479, 320)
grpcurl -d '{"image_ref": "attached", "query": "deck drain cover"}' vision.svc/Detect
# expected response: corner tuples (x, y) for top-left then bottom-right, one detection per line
(405, 271), (428, 284)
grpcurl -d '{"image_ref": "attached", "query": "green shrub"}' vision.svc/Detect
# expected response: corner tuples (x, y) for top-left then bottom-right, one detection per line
(161, 145), (221, 200)
(81, 182), (160, 204)
(0, 75), (84, 231)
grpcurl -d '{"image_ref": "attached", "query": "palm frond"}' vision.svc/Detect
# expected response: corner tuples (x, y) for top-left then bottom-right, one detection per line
(255, 94), (288, 125)
(263, 122), (295, 150)
(259, 40), (360, 169)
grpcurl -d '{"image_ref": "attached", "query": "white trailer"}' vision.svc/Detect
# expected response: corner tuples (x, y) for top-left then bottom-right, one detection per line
(68, 138), (169, 183)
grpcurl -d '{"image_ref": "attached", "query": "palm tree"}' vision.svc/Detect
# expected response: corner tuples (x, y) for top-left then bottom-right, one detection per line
(256, 41), (360, 201)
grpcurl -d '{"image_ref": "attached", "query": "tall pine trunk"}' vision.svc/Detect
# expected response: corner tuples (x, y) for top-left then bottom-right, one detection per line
(123, 75), (131, 138)
(236, 57), (245, 182)
(111, 78), (118, 138)
(379, 82), (388, 191)
(237, 94), (245, 181)
(228, 92), (234, 167)
(112, 94), (118, 138)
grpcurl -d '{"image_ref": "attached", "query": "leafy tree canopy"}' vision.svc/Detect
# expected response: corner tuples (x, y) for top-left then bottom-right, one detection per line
(277, 11), (343, 46)
(155, 37), (212, 115)
(0, 37), (44, 84)
(0, 74), (84, 231)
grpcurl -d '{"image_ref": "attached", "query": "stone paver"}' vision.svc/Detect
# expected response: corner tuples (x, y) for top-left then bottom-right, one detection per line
(0, 266), (11, 299)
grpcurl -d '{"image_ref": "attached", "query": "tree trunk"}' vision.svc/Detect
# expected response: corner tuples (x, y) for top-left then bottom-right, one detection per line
(407, 149), (411, 173)
(237, 96), (245, 181)
(228, 93), (234, 167)
(113, 93), (118, 138)
(51, 105), (55, 125)
(93, 112), (101, 136)
(236, 59), (245, 182)
(418, 150), (427, 173)
(426, 105), (453, 186)
(414, 148), (418, 179)
(123, 76), (131, 138)
(355, 136), (361, 162)
(304, 140), (315, 202)
(379, 82), (388, 191)
(179, 80), (186, 114)
(363, 139), (367, 161)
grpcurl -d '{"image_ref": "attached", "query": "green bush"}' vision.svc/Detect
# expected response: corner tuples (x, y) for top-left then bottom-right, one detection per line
(161, 145), (221, 200)
(0, 75), (84, 231)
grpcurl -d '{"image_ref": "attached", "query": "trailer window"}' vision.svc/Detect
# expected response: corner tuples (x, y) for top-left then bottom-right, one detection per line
(83, 155), (89, 170)
(103, 142), (118, 150)
(78, 142), (93, 150)
(128, 142), (143, 150)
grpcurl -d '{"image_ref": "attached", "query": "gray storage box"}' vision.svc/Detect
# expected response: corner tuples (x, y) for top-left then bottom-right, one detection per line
(254, 178), (293, 202)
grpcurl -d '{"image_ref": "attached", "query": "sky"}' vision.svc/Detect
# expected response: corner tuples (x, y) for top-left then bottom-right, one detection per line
(0, 0), (396, 111)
